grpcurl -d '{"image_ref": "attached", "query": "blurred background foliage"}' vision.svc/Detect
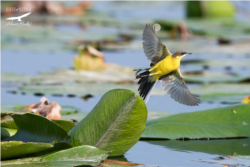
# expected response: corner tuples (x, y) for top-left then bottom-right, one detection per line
(1, 0), (250, 113)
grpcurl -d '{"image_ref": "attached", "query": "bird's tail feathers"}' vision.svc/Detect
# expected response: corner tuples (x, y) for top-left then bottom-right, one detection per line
(144, 82), (156, 103)
(135, 68), (157, 103)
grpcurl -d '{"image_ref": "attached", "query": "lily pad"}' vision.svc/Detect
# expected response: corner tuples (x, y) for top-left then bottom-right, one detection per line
(1, 119), (18, 129)
(51, 120), (75, 132)
(1, 21), (119, 52)
(1, 141), (53, 160)
(1, 65), (165, 98)
(185, 71), (250, 84)
(183, 59), (250, 69)
(147, 110), (172, 120)
(7, 82), (163, 99)
(1, 117), (76, 133)
(2, 113), (71, 143)
(2, 65), (135, 84)
(61, 112), (89, 121)
(156, 19), (250, 39)
(191, 84), (250, 103)
(141, 104), (250, 140)
(1, 128), (17, 140)
(1, 145), (109, 167)
(60, 106), (79, 115)
(69, 89), (147, 157)
(13, 83), (140, 97)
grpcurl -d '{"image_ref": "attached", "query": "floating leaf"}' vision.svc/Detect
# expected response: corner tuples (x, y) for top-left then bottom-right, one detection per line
(1, 141), (53, 160)
(141, 104), (250, 139)
(60, 106), (79, 115)
(31, 142), (73, 157)
(1, 116), (75, 133)
(185, 72), (250, 84)
(191, 84), (250, 103)
(1, 119), (18, 129)
(61, 112), (89, 121)
(2, 113), (71, 143)
(52, 120), (75, 132)
(1, 145), (109, 166)
(1, 128), (17, 140)
(69, 89), (147, 156)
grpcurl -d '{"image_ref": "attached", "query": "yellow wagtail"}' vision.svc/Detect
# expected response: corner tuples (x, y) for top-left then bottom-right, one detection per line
(135, 24), (200, 106)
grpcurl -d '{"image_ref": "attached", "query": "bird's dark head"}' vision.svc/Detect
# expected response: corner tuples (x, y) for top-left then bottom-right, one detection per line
(172, 51), (191, 60)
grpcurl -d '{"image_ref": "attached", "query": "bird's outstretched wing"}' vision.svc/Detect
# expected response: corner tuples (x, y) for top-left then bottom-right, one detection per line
(142, 24), (172, 66)
(159, 68), (200, 106)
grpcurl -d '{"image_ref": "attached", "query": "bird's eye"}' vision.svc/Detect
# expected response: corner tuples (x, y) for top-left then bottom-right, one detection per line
(181, 52), (186, 55)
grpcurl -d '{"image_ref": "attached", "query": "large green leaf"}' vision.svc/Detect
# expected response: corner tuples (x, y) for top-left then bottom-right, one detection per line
(1, 118), (75, 133)
(1, 141), (53, 160)
(2, 113), (71, 143)
(69, 89), (147, 156)
(1, 128), (17, 140)
(30, 142), (73, 157)
(1, 145), (109, 167)
(51, 120), (75, 132)
(1, 119), (18, 139)
(1, 120), (18, 129)
(141, 104), (250, 139)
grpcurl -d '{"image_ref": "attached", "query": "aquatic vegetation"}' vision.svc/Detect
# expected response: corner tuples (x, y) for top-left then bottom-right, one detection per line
(141, 104), (250, 140)
(1, 89), (147, 165)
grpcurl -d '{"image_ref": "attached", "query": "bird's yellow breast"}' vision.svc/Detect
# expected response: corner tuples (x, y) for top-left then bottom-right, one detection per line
(151, 55), (180, 80)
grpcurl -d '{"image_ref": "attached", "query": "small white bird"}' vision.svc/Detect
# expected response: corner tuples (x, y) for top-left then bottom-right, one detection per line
(6, 12), (31, 22)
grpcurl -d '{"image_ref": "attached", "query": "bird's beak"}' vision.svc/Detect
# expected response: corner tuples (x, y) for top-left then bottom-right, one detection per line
(183, 53), (191, 57)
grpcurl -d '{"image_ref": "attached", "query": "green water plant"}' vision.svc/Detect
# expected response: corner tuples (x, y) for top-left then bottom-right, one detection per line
(1, 89), (147, 165)
(141, 104), (250, 140)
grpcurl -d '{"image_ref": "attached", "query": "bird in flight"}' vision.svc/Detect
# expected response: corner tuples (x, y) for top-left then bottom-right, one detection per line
(6, 12), (31, 22)
(135, 24), (200, 106)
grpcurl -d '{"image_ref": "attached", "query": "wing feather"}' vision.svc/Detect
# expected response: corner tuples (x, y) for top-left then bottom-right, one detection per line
(142, 24), (171, 65)
(160, 69), (200, 106)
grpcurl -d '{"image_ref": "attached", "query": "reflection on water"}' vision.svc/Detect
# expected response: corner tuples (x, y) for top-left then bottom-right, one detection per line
(147, 139), (250, 155)
(124, 141), (216, 167)
(123, 139), (250, 167)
